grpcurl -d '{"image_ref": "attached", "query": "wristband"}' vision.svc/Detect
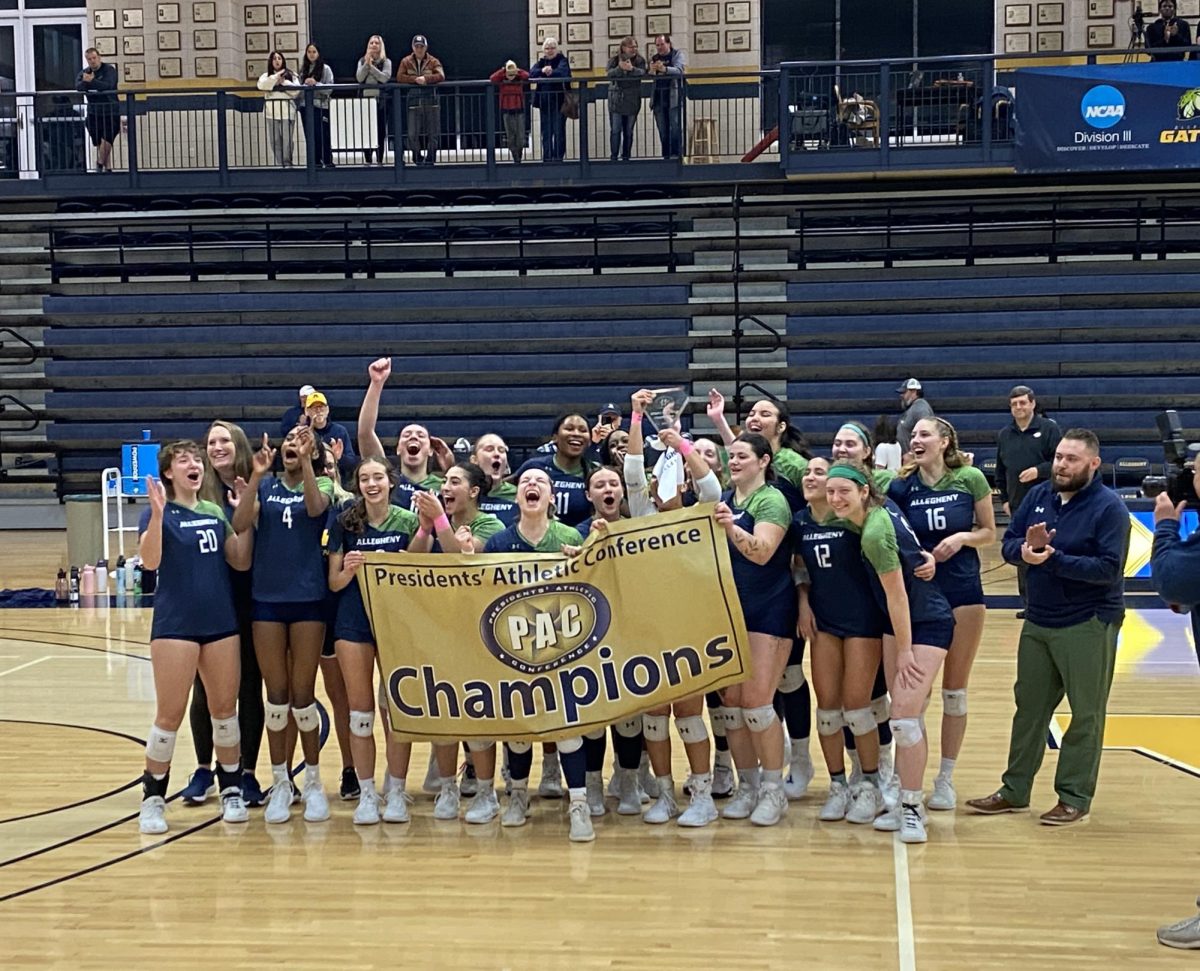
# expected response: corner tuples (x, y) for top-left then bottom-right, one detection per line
(675, 438), (694, 457)
(434, 514), (451, 533)
(415, 526), (430, 540)
(631, 412), (643, 424)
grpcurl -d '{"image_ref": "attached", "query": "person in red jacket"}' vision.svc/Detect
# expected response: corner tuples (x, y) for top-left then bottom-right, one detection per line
(490, 60), (529, 163)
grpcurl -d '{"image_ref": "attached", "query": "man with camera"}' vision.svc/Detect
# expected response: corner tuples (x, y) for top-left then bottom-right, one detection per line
(1149, 459), (1200, 949)
(967, 429), (1129, 827)
(1146, 0), (1193, 61)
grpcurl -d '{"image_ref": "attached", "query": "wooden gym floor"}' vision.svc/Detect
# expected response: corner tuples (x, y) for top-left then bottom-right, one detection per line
(1, 530), (1197, 969)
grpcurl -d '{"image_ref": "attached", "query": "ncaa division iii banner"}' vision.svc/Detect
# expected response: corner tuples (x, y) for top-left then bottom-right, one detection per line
(359, 505), (751, 742)
(1015, 62), (1200, 173)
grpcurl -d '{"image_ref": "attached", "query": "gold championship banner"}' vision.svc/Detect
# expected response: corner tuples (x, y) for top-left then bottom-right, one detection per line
(359, 505), (751, 742)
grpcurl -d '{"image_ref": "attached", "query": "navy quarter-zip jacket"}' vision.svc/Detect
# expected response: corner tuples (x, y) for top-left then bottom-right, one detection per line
(1001, 475), (1129, 628)
(1151, 515), (1200, 650)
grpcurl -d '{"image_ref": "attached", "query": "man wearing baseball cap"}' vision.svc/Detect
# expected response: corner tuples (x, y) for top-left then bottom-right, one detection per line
(305, 390), (357, 480)
(279, 383), (316, 438)
(896, 377), (934, 457)
(396, 34), (444, 166)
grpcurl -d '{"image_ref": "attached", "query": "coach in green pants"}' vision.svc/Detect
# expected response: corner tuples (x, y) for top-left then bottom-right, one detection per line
(967, 429), (1129, 826)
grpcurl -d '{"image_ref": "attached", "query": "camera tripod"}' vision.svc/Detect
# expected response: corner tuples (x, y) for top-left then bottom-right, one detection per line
(1125, 0), (1146, 62)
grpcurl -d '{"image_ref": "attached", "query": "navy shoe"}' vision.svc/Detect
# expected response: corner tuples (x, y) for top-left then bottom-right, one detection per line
(241, 773), (266, 808)
(340, 766), (360, 801)
(181, 767), (216, 806)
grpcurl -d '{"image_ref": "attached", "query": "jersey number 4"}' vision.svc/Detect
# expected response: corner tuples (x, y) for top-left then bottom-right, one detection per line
(197, 528), (219, 553)
(282, 504), (294, 529)
(924, 507), (947, 531)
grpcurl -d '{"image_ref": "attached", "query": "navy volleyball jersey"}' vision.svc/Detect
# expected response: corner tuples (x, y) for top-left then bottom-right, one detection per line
(392, 471), (445, 511)
(326, 505), (419, 642)
(793, 508), (886, 639)
(723, 485), (796, 637)
(512, 455), (591, 527)
(251, 475), (335, 604)
(478, 481), (518, 526)
(888, 466), (991, 606)
(139, 501), (237, 641)
(483, 520), (583, 553)
(851, 504), (954, 635)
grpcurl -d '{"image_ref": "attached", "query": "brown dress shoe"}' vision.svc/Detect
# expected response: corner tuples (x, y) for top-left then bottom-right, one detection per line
(965, 791), (1030, 814)
(1039, 801), (1089, 826)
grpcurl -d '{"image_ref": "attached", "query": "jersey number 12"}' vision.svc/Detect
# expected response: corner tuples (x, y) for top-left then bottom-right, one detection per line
(814, 543), (831, 569)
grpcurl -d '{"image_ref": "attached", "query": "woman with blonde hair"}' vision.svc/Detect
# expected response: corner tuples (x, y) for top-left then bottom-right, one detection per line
(356, 34), (392, 164)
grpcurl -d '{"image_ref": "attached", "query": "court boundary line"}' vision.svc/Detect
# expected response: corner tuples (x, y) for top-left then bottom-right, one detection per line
(1124, 746), (1200, 780)
(0, 814), (223, 904)
(892, 833), (917, 971)
(0, 628), (150, 661)
(0, 718), (146, 825)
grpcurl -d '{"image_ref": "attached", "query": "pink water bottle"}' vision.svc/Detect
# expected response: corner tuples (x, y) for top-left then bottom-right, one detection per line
(81, 564), (96, 596)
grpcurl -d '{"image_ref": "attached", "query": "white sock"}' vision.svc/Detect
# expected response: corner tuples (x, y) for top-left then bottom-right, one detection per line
(762, 768), (784, 787)
(477, 777), (495, 793)
(271, 763), (288, 785)
(714, 749), (732, 769)
(392, 776), (407, 792)
(359, 778), (376, 797)
(585, 770), (602, 786)
(938, 757), (956, 780)
(304, 764), (321, 787)
(438, 776), (456, 789)
(568, 786), (587, 802)
(657, 774), (675, 798)
(510, 777), (528, 792)
(739, 765), (761, 789)
(791, 737), (811, 762)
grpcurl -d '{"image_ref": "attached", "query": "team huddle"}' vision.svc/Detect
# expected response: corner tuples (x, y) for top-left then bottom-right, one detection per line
(136, 358), (994, 845)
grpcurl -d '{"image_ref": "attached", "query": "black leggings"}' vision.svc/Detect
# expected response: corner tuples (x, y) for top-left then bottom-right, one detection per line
(189, 613), (264, 770)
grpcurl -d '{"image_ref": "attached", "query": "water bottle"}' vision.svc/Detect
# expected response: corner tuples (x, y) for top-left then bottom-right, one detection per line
(69, 566), (80, 604)
(55, 568), (69, 603)
(81, 564), (96, 596)
(95, 558), (108, 594)
(125, 557), (137, 593)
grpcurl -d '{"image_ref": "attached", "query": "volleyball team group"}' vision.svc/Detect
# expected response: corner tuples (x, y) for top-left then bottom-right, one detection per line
(136, 356), (993, 844)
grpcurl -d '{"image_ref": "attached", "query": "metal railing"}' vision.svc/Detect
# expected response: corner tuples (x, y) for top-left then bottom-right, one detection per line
(778, 45), (1200, 171)
(0, 72), (780, 185)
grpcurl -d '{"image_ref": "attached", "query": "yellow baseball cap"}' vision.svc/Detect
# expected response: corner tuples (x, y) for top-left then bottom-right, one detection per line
(305, 392), (328, 408)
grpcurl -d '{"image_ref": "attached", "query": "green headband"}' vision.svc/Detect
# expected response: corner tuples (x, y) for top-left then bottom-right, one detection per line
(826, 463), (869, 486)
(837, 423), (870, 446)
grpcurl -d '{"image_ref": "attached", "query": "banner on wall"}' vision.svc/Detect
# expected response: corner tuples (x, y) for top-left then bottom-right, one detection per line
(359, 505), (750, 743)
(1015, 61), (1200, 173)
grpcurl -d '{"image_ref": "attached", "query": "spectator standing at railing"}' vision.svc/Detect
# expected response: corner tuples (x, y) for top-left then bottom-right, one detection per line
(75, 47), (119, 174)
(531, 37), (571, 162)
(356, 34), (392, 165)
(1145, 0), (1193, 61)
(648, 35), (686, 159)
(298, 42), (335, 168)
(258, 51), (300, 167)
(606, 36), (646, 162)
(490, 60), (530, 163)
(396, 35), (444, 167)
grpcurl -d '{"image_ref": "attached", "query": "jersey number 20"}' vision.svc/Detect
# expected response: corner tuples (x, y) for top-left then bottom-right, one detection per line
(197, 528), (219, 553)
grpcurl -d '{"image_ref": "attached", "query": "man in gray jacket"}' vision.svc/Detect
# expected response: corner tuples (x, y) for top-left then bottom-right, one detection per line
(649, 35), (686, 158)
(895, 377), (934, 456)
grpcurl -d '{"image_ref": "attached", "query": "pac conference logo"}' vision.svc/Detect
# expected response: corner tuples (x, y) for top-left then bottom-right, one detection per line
(480, 582), (611, 673)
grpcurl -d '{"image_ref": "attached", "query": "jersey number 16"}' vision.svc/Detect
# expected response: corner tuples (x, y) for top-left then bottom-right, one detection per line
(924, 507), (946, 531)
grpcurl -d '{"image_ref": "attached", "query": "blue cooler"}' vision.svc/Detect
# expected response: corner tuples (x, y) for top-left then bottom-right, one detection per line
(121, 429), (158, 496)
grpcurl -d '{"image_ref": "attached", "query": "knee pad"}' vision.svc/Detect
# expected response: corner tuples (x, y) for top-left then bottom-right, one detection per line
(777, 664), (807, 694)
(942, 688), (968, 717)
(349, 709), (375, 738)
(506, 741), (531, 755)
(613, 716), (642, 739)
(843, 706), (876, 737)
(556, 736), (583, 755)
(466, 738), (495, 753)
(743, 705), (777, 734)
(210, 715), (240, 748)
(584, 727), (606, 741)
(815, 708), (845, 737)
(145, 726), (177, 763)
(722, 706), (745, 731)
(871, 695), (891, 724)
(889, 717), (923, 749)
(292, 703), (320, 734)
(642, 713), (670, 742)
(264, 700), (290, 733)
(710, 705), (729, 735)
(675, 715), (707, 744)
